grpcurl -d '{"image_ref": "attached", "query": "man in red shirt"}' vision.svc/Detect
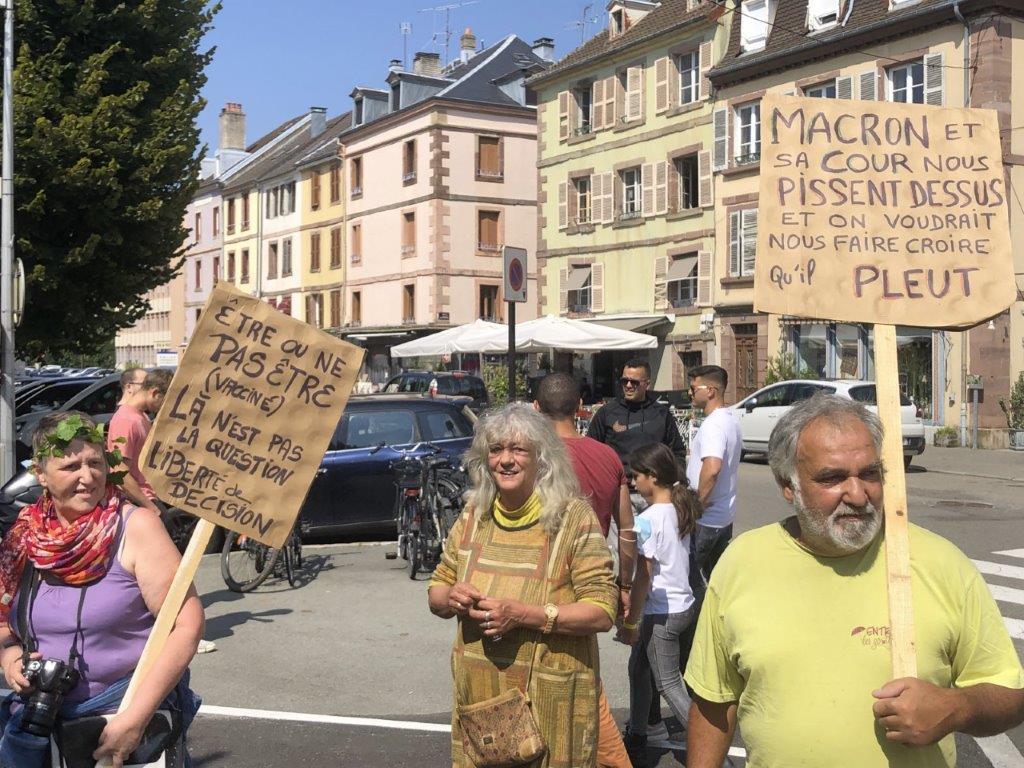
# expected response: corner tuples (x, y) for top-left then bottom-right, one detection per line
(536, 372), (636, 768)
(107, 368), (172, 514)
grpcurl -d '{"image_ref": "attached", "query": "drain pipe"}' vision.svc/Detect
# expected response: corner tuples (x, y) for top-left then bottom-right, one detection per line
(954, 0), (971, 446)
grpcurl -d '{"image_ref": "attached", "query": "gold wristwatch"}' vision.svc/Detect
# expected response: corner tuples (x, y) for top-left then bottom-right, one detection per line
(542, 603), (559, 634)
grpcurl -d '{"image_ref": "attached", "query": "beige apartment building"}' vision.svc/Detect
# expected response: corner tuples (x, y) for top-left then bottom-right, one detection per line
(338, 33), (551, 383)
(708, 0), (1024, 439)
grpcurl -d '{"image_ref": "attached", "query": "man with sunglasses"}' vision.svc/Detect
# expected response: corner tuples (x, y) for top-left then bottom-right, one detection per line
(685, 365), (742, 586)
(586, 359), (686, 475)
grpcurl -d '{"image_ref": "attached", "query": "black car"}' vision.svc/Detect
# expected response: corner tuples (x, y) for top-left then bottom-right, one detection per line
(15, 374), (123, 463)
(1, 394), (474, 544)
(299, 395), (474, 538)
(15, 377), (100, 416)
(384, 371), (489, 412)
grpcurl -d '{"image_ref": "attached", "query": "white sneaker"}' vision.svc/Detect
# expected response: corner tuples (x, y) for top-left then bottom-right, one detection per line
(646, 721), (669, 741)
(197, 639), (217, 654)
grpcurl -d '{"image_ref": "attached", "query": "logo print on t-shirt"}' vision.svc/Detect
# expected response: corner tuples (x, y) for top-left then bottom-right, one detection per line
(851, 625), (890, 649)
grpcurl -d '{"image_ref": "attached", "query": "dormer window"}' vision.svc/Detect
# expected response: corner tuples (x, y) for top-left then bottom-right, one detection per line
(610, 8), (626, 36)
(740, 0), (772, 52)
(390, 82), (401, 111)
(354, 97), (364, 126)
(807, 0), (840, 31)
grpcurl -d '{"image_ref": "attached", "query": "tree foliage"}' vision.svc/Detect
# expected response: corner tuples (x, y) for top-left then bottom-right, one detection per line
(764, 352), (817, 385)
(11, 0), (218, 359)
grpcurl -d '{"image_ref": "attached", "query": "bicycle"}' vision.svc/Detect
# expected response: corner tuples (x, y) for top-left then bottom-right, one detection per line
(221, 522), (303, 592)
(381, 442), (467, 579)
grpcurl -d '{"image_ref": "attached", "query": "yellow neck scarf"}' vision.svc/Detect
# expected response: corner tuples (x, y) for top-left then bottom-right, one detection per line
(493, 491), (542, 529)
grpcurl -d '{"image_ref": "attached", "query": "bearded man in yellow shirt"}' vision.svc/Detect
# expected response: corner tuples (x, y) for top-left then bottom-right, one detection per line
(684, 395), (1024, 768)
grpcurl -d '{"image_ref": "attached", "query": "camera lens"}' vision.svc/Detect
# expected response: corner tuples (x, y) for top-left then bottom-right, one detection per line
(20, 692), (60, 737)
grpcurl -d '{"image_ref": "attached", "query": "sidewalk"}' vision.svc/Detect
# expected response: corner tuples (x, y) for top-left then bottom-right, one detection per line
(914, 446), (1024, 481)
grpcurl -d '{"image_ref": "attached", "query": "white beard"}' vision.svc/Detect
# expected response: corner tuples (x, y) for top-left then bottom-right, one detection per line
(792, 485), (881, 556)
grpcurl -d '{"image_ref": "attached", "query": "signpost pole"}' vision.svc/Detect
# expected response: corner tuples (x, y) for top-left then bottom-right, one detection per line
(507, 300), (516, 402)
(873, 324), (917, 679)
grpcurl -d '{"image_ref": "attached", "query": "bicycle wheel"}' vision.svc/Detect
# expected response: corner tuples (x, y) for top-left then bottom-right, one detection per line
(408, 532), (421, 579)
(435, 472), (467, 538)
(284, 532), (301, 587)
(221, 531), (279, 592)
(291, 530), (303, 570)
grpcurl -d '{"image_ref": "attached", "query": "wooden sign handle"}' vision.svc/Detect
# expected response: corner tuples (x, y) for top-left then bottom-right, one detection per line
(873, 324), (917, 679)
(95, 519), (215, 768)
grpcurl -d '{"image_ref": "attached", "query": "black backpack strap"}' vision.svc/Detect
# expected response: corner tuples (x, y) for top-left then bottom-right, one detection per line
(15, 556), (37, 655)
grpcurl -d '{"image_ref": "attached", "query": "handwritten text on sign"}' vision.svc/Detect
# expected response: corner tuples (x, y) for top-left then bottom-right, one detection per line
(141, 283), (365, 548)
(754, 95), (1014, 328)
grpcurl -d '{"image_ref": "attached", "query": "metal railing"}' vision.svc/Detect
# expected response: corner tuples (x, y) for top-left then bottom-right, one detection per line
(400, 244), (415, 255)
(403, 172), (416, 182)
(477, 169), (504, 179)
(735, 150), (761, 166)
(351, 186), (363, 196)
(477, 242), (502, 253)
(618, 209), (642, 221)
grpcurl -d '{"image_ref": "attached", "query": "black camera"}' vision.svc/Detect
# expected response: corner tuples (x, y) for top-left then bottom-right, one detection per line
(20, 658), (80, 737)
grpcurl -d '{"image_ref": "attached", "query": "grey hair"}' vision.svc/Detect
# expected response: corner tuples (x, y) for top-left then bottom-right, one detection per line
(767, 394), (884, 487)
(464, 402), (582, 532)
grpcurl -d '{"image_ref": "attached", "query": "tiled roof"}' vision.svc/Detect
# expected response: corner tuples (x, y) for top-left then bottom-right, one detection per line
(439, 36), (549, 106)
(711, 0), (951, 83)
(296, 114), (353, 168)
(528, 0), (716, 87)
(246, 114), (304, 154)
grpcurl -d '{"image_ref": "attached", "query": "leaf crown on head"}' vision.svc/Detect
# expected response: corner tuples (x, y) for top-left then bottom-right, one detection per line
(34, 414), (127, 486)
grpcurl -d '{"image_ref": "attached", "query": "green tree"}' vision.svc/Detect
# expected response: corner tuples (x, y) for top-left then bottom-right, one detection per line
(764, 352), (817, 385)
(11, 0), (218, 359)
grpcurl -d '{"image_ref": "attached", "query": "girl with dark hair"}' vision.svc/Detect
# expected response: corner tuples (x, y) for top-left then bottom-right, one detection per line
(616, 442), (702, 762)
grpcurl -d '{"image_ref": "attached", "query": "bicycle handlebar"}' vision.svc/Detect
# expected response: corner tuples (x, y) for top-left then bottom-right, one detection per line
(371, 440), (443, 456)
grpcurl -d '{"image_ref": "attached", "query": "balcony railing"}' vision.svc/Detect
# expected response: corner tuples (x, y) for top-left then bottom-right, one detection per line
(400, 245), (415, 255)
(351, 186), (363, 197)
(241, 220), (250, 230)
(226, 225), (235, 235)
(403, 172), (416, 182)
(573, 123), (593, 137)
(350, 253), (362, 264)
(735, 150), (761, 166)
(568, 304), (592, 313)
(402, 315), (416, 324)
(671, 296), (696, 308)
(477, 242), (502, 253)
(477, 168), (504, 180)
(573, 212), (592, 225)
(618, 209), (642, 222)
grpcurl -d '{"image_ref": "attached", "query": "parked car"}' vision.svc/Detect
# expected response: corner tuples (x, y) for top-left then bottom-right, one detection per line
(384, 371), (489, 412)
(15, 377), (100, 416)
(732, 379), (926, 468)
(299, 395), (474, 538)
(15, 374), (122, 463)
(0, 393), (475, 545)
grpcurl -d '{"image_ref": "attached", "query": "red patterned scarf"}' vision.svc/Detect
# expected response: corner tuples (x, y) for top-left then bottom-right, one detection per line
(0, 485), (123, 624)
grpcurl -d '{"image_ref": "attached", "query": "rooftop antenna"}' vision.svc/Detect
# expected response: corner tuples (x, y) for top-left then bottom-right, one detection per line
(400, 21), (413, 69)
(565, 3), (600, 45)
(418, 0), (479, 66)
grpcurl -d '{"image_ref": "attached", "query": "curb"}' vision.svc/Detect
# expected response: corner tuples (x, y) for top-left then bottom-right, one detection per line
(920, 468), (1024, 483)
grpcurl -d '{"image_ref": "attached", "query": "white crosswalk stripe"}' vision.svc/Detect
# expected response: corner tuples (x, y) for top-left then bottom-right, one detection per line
(992, 549), (1024, 560)
(972, 559), (1024, 581)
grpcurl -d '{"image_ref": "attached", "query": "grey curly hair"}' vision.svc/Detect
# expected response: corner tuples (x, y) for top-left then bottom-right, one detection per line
(464, 403), (582, 532)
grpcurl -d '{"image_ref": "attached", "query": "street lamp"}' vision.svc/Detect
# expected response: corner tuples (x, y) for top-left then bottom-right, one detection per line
(1, 0), (15, 482)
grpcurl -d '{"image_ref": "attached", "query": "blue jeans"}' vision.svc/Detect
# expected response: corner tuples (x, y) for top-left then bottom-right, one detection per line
(0, 671), (200, 768)
(691, 523), (732, 590)
(628, 608), (698, 733)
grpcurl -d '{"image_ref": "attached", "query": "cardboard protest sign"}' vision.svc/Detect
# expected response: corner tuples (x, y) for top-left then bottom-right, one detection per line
(754, 94), (1015, 327)
(140, 283), (365, 548)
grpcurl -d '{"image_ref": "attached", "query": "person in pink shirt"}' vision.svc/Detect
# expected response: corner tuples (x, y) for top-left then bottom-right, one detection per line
(106, 368), (171, 514)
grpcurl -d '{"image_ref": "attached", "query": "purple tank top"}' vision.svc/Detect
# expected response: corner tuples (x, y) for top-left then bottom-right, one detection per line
(10, 508), (155, 704)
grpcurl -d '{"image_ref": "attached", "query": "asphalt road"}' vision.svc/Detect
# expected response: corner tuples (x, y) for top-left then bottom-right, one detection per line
(183, 452), (1024, 767)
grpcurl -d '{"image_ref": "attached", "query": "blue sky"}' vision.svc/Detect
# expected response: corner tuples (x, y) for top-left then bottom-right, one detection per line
(197, 0), (601, 153)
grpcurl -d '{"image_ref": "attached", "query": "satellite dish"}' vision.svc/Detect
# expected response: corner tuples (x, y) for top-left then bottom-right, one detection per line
(12, 257), (24, 327)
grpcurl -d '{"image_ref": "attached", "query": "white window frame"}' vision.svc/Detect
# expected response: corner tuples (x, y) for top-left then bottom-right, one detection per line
(677, 154), (699, 210)
(621, 167), (641, 218)
(888, 61), (924, 104)
(804, 79), (837, 98)
(677, 52), (699, 105)
(575, 177), (592, 224)
(734, 103), (761, 164)
(575, 85), (594, 135)
(807, 0), (840, 31)
(740, 0), (771, 51)
(667, 270), (698, 308)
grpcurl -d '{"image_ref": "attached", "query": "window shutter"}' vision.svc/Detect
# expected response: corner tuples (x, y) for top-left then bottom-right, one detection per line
(605, 76), (617, 127)
(558, 91), (570, 139)
(498, 136), (505, 177)
(836, 75), (853, 100)
(667, 160), (680, 213)
(654, 256), (669, 311)
(558, 181), (569, 229)
(559, 267), (569, 313)
(729, 211), (741, 276)
(592, 80), (604, 130)
(713, 108), (728, 170)
(698, 150), (712, 208)
(655, 57), (670, 113)
(668, 55), (680, 109)
(699, 41), (713, 100)
(655, 161), (668, 215)
(741, 209), (758, 274)
(923, 53), (944, 106)
(601, 171), (615, 223)
(858, 70), (877, 101)
(697, 250), (713, 306)
(642, 162), (655, 216)
(591, 174), (603, 223)
(628, 65), (644, 121)
(591, 263), (605, 313)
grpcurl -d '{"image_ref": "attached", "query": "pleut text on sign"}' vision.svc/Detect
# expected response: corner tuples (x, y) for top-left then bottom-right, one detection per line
(754, 94), (1014, 327)
(141, 283), (365, 548)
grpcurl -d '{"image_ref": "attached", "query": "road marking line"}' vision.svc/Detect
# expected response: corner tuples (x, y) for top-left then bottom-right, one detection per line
(975, 733), (1024, 768)
(1003, 617), (1024, 641)
(987, 583), (1024, 607)
(198, 704), (450, 733)
(973, 560), (1024, 581)
(993, 549), (1024, 560)
(651, 739), (746, 758)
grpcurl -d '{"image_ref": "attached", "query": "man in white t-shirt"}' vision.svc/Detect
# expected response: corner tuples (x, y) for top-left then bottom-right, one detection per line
(686, 365), (743, 585)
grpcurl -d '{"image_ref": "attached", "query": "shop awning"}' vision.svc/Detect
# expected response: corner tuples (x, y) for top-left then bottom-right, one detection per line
(583, 313), (674, 334)
(667, 255), (697, 281)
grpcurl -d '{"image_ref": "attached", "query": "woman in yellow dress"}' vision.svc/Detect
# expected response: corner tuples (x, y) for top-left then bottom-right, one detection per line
(429, 403), (617, 767)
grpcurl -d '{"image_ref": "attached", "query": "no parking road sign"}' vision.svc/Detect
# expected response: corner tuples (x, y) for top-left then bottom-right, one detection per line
(503, 246), (527, 303)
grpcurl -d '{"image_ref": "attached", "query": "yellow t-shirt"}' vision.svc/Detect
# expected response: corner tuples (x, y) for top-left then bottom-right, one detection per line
(684, 522), (1024, 768)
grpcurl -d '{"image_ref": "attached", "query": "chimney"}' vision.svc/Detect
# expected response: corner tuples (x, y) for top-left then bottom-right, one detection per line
(389, 58), (404, 74)
(218, 102), (246, 152)
(532, 37), (555, 62)
(460, 27), (477, 63)
(309, 106), (327, 138)
(413, 51), (442, 77)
